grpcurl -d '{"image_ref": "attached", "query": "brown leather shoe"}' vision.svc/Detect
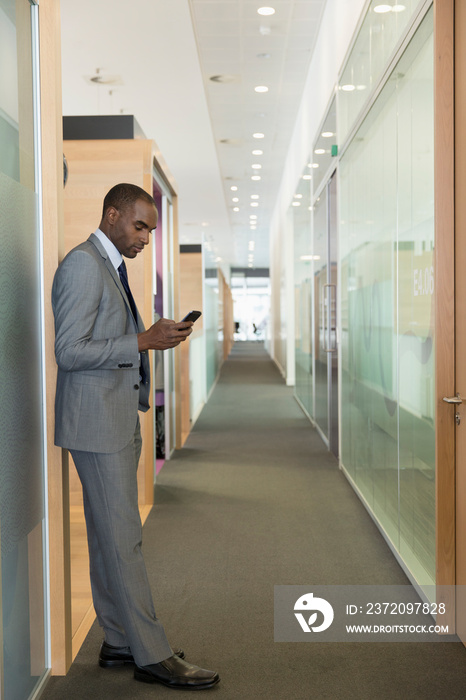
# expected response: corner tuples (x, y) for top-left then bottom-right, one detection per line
(99, 641), (184, 668)
(134, 654), (220, 689)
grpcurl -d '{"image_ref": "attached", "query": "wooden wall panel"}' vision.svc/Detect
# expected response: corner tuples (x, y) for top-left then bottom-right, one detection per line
(63, 138), (155, 505)
(62, 138), (161, 658)
(434, 0), (455, 627)
(179, 252), (203, 445)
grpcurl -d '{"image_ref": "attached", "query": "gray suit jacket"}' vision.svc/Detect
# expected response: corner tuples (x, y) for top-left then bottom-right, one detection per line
(52, 233), (150, 453)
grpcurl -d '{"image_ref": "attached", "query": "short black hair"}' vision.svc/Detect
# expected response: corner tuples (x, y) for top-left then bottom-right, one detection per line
(102, 183), (156, 217)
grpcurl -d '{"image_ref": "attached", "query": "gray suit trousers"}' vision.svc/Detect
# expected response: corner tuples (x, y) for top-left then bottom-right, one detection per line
(71, 419), (172, 666)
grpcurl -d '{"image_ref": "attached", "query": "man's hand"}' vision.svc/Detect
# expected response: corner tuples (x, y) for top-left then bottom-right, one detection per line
(137, 318), (193, 351)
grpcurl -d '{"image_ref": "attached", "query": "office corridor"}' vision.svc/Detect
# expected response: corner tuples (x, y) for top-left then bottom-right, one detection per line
(43, 343), (466, 700)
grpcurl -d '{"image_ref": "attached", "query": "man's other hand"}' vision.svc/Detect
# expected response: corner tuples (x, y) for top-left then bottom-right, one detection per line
(138, 318), (193, 351)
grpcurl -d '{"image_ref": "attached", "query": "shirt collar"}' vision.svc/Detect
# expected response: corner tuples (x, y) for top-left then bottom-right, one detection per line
(94, 228), (123, 271)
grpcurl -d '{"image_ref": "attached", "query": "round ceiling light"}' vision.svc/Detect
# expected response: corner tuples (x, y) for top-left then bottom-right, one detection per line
(258, 7), (275, 15)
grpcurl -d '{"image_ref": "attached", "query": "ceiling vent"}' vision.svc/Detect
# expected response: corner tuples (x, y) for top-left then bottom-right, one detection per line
(209, 74), (239, 84)
(85, 69), (123, 86)
(219, 138), (243, 146)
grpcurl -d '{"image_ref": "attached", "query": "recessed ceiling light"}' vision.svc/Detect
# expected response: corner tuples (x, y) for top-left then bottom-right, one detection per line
(251, 202), (259, 207)
(251, 195), (259, 199)
(232, 197), (239, 202)
(253, 132), (265, 139)
(251, 175), (261, 181)
(252, 164), (262, 169)
(233, 207), (240, 212)
(292, 202), (301, 207)
(373, 4), (392, 13)
(252, 149), (263, 156)
(258, 6), (275, 15)
(255, 85), (269, 93)
(231, 185), (238, 191)
(302, 175), (312, 180)
(341, 84), (356, 92)
(322, 132), (334, 138)
(294, 194), (303, 199)
(249, 241), (255, 249)
(315, 148), (326, 155)
(311, 163), (319, 169)
(250, 215), (258, 219)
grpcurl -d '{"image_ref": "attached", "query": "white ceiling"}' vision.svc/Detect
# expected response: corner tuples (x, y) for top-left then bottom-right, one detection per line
(60, 0), (327, 270)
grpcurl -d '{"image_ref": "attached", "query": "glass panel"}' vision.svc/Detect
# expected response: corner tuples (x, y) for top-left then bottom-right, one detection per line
(153, 189), (165, 460)
(165, 199), (176, 455)
(340, 8), (434, 584)
(313, 187), (329, 439)
(0, 2), (47, 697)
(293, 173), (313, 418)
(338, 0), (420, 145)
(328, 175), (338, 457)
(396, 13), (435, 584)
(310, 97), (337, 194)
(340, 42), (402, 547)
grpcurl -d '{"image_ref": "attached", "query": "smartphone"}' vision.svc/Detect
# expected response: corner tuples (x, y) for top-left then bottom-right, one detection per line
(181, 310), (202, 323)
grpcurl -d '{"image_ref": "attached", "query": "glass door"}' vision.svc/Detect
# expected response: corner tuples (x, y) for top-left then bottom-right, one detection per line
(0, 2), (48, 698)
(153, 168), (176, 462)
(313, 174), (339, 456)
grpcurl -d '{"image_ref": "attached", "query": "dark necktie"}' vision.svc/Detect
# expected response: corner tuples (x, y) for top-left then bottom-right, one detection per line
(118, 261), (138, 322)
(118, 261), (146, 385)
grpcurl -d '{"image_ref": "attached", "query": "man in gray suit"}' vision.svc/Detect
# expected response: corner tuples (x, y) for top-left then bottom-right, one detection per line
(52, 183), (219, 690)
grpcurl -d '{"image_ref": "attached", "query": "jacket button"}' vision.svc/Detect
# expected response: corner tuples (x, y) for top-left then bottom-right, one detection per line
(134, 384), (139, 390)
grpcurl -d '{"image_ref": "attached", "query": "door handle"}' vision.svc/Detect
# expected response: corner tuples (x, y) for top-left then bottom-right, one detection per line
(443, 395), (463, 405)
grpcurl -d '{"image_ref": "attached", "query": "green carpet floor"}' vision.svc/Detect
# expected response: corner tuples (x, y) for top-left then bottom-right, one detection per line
(42, 342), (466, 699)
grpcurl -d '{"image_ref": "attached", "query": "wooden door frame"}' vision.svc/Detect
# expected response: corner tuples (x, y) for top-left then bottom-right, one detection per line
(434, 0), (455, 626)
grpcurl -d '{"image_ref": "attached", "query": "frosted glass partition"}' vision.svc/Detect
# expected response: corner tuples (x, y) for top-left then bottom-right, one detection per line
(313, 188), (329, 440)
(189, 335), (205, 423)
(339, 0), (420, 146)
(293, 173), (313, 418)
(339, 9), (434, 584)
(0, 1), (48, 698)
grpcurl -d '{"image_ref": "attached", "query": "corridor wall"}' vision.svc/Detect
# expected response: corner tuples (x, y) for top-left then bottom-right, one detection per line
(269, 0), (438, 590)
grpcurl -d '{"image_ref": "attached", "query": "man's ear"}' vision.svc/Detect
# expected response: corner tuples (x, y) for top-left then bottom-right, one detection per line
(106, 206), (119, 225)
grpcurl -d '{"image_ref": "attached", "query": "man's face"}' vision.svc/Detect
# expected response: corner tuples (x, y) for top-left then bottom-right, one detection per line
(106, 199), (158, 258)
